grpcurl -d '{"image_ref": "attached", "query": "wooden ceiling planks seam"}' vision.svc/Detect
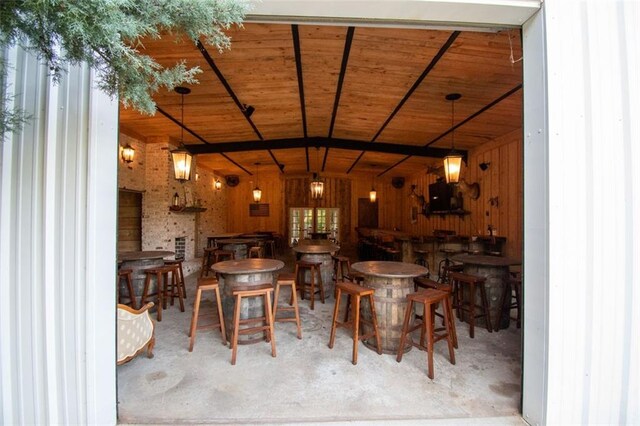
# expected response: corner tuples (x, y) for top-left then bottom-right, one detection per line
(118, 23), (523, 177)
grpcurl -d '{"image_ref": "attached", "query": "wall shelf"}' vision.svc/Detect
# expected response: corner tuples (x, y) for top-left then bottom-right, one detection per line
(169, 206), (207, 213)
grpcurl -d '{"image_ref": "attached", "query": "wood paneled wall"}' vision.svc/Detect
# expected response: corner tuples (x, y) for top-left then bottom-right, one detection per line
(399, 129), (523, 260)
(284, 176), (352, 242)
(226, 172), (285, 234)
(225, 129), (522, 260)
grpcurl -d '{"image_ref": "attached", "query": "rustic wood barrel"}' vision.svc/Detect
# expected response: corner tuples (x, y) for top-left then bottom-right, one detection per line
(220, 242), (248, 260)
(359, 275), (415, 354)
(462, 263), (510, 330)
(213, 259), (284, 343)
(117, 251), (174, 308)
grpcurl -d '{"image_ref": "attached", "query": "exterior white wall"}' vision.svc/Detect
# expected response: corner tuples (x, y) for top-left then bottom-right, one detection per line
(0, 46), (118, 424)
(540, 1), (639, 424)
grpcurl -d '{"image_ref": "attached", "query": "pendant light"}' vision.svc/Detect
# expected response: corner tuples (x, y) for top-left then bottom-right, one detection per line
(252, 162), (262, 203)
(171, 87), (193, 182)
(310, 147), (324, 200)
(443, 93), (463, 184)
(369, 169), (377, 203)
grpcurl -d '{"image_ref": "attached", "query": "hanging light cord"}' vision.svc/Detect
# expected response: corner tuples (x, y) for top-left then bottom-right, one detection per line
(450, 98), (455, 150)
(180, 93), (185, 147)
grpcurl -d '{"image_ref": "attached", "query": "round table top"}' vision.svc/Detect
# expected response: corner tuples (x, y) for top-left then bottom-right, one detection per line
(212, 258), (284, 274)
(218, 238), (257, 245)
(117, 250), (174, 262)
(208, 233), (242, 239)
(351, 261), (429, 278)
(292, 243), (340, 254)
(451, 254), (520, 267)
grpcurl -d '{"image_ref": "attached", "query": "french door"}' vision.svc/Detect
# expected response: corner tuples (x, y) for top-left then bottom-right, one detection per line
(289, 207), (340, 245)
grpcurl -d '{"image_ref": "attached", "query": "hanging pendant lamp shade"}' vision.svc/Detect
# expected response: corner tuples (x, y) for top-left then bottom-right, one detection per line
(253, 162), (262, 202)
(310, 148), (324, 199)
(171, 87), (193, 182)
(121, 144), (135, 163)
(369, 187), (377, 203)
(443, 93), (463, 184)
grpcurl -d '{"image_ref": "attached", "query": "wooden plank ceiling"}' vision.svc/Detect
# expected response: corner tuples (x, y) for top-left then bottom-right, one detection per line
(119, 23), (522, 177)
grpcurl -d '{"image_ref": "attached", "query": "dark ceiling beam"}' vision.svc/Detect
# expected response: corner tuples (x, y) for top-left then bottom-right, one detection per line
(323, 26), (355, 172)
(346, 30), (461, 174)
(156, 106), (252, 176)
(291, 25), (310, 173)
(196, 40), (283, 173)
(186, 136), (458, 158)
(220, 153), (253, 175)
(156, 106), (211, 145)
(376, 84), (522, 177)
(424, 84), (523, 147)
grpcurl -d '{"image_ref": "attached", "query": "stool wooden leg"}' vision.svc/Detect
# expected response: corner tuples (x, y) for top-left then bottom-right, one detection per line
(445, 296), (458, 349)
(231, 293), (242, 365)
(188, 287), (203, 351)
(442, 297), (456, 366)
(122, 272), (137, 309)
(309, 269), (315, 310)
(425, 302), (435, 379)
(174, 270), (185, 312)
(273, 282), (282, 322)
(328, 288), (342, 349)
(295, 265), (304, 301)
(368, 294), (382, 355)
(264, 292), (276, 358)
(291, 282), (302, 339)
(352, 295), (361, 365)
(215, 285), (227, 345)
(479, 283), (493, 333)
(468, 282), (476, 338)
(396, 299), (414, 362)
(317, 269), (325, 304)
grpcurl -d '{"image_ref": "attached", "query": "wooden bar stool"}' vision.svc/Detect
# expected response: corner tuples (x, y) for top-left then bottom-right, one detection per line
(396, 289), (456, 379)
(295, 260), (325, 310)
(214, 249), (235, 263)
(449, 271), (492, 338)
(188, 277), (227, 351)
(329, 281), (382, 365)
(165, 258), (186, 300)
(273, 273), (302, 339)
(200, 247), (217, 278)
(248, 246), (263, 258)
(414, 277), (458, 348)
(117, 268), (137, 309)
(141, 265), (185, 321)
(264, 240), (276, 259)
(230, 283), (276, 365)
(499, 276), (522, 330)
(414, 249), (430, 273)
(332, 255), (351, 282)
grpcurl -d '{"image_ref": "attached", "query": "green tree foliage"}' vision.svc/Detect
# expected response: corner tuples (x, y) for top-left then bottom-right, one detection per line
(0, 0), (249, 136)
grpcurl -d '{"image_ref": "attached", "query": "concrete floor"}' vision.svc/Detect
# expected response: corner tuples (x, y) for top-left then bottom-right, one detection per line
(117, 246), (523, 424)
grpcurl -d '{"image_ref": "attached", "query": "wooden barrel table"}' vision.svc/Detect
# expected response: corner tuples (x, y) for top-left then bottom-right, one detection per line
(292, 242), (340, 298)
(212, 259), (284, 343)
(451, 254), (521, 330)
(217, 238), (256, 260)
(351, 261), (429, 354)
(117, 251), (175, 308)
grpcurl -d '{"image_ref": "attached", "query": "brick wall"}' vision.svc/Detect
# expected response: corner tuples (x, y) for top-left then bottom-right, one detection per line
(117, 133), (228, 261)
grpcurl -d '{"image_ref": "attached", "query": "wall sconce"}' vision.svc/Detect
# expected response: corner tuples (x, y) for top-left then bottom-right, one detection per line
(479, 162), (491, 171)
(121, 144), (135, 163)
(214, 178), (222, 191)
(171, 86), (193, 182)
(443, 93), (463, 184)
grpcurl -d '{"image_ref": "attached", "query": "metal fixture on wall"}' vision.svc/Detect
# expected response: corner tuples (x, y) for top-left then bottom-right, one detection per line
(310, 147), (324, 199)
(171, 86), (193, 182)
(479, 162), (491, 171)
(252, 162), (262, 202)
(443, 93), (463, 184)
(121, 144), (135, 163)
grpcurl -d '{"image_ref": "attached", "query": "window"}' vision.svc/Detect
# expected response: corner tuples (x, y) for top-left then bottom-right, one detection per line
(289, 207), (340, 245)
